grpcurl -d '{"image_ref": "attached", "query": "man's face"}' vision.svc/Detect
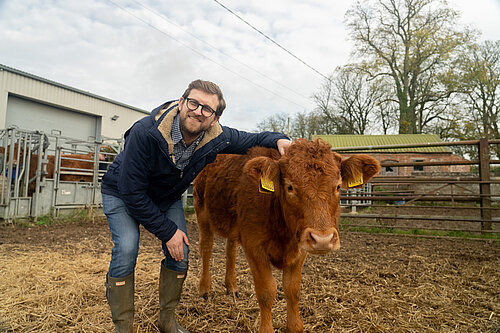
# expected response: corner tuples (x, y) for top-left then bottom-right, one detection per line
(178, 89), (220, 141)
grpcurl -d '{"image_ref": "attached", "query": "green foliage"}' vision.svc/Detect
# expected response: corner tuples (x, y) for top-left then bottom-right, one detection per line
(257, 1), (498, 143)
(470, 165), (500, 174)
(412, 201), (480, 207)
(184, 206), (195, 215)
(34, 215), (53, 226)
(9, 208), (96, 227)
(345, 0), (475, 134)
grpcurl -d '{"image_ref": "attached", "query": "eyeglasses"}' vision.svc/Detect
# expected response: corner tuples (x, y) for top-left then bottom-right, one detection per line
(185, 98), (216, 117)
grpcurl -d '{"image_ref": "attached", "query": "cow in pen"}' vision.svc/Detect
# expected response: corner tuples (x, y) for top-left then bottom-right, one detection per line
(193, 138), (380, 333)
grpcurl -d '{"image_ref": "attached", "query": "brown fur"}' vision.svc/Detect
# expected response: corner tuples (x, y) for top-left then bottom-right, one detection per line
(25, 153), (95, 195)
(30, 153), (95, 181)
(194, 139), (380, 333)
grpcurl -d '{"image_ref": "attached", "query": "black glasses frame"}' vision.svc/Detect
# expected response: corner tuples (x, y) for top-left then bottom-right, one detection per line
(185, 98), (216, 117)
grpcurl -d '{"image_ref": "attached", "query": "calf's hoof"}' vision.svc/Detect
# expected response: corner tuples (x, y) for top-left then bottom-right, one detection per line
(198, 278), (211, 298)
(224, 282), (238, 296)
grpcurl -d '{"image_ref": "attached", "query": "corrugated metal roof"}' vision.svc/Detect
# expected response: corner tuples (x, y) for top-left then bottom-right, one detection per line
(0, 63), (149, 114)
(312, 134), (451, 153)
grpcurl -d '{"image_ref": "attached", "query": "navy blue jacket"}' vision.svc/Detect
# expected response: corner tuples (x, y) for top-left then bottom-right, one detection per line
(101, 101), (289, 243)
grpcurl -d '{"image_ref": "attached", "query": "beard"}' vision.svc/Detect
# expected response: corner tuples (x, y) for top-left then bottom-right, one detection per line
(179, 111), (210, 138)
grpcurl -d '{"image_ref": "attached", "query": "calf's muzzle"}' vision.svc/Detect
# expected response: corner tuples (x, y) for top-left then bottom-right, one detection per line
(301, 227), (340, 253)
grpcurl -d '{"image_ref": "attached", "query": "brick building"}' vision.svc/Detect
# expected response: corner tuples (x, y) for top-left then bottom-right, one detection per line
(313, 134), (471, 176)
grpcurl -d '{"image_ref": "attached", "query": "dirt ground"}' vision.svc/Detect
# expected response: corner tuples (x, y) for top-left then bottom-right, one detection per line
(0, 215), (499, 333)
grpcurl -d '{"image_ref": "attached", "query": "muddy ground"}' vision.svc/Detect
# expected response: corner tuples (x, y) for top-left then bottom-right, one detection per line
(0, 215), (499, 332)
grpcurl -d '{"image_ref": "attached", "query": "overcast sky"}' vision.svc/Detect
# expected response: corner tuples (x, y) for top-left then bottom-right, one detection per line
(0, 0), (499, 133)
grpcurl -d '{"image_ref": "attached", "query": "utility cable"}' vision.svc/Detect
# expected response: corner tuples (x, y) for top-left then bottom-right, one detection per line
(130, 0), (311, 101)
(212, 0), (330, 82)
(105, 0), (309, 110)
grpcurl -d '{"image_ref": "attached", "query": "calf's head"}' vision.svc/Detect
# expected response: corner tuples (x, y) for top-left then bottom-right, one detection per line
(244, 139), (380, 254)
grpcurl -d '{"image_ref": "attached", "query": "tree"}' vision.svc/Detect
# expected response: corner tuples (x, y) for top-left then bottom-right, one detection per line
(456, 40), (500, 158)
(293, 111), (323, 139)
(311, 67), (389, 135)
(431, 40), (500, 159)
(256, 113), (290, 135)
(303, 110), (350, 137)
(311, 73), (337, 132)
(373, 82), (399, 134)
(423, 101), (474, 158)
(309, 73), (354, 136)
(346, 0), (474, 134)
(255, 110), (345, 140)
(332, 67), (383, 134)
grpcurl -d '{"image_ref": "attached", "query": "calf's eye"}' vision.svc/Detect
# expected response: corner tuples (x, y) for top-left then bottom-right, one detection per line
(287, 185), (293, 192)
(336, 185), (341, 191)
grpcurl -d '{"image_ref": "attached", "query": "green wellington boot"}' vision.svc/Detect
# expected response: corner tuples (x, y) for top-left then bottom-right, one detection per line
(106, 272), (134, 333)
(158, 265), (190, 333)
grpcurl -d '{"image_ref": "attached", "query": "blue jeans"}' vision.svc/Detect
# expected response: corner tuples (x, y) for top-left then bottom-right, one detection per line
(103, 194), (189, 278)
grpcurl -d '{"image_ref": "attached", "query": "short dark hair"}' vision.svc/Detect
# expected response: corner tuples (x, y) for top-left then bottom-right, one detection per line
(182, 79), (226, 116)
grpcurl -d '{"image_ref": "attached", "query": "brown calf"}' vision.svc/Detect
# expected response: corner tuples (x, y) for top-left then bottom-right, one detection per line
(27, 147), (112, 194)
(194, 139), (380, 333)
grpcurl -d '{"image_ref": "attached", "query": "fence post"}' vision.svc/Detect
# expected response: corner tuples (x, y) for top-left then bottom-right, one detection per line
(479, 138), (492, 231)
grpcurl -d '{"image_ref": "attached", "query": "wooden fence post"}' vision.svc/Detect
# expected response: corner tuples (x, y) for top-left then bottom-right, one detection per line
(479, 138), (492, 231)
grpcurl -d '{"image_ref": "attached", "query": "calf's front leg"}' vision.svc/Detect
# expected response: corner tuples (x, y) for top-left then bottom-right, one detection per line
(282, 253), (307, 333)
(198, 221), (215, 297)
(224, 237), (239, 295)
(245, 251), (277, 333)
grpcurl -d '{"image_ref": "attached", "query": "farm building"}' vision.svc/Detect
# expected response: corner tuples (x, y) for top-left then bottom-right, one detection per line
(314, 134), (471, 176)
(0, 63), (148, 140)
(0, 63), (150, 219)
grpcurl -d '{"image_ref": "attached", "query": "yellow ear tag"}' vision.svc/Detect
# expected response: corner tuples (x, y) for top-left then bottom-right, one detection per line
(259, 177), (275, 193)
(348, 174), (364, 188)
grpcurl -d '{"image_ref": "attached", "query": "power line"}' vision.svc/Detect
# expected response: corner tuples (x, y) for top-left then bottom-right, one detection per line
(104, 0), (309, 110)
(212, 0), (330, 82)
(130, 0), (311, 101)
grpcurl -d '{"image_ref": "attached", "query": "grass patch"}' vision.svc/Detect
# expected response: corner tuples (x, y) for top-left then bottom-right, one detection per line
(184, 206), (195, 215)
(341, 225), (500, 240)
(412, 201), (481, 208)
(6, 208), (98, 227)
(34, 215), (53, 226)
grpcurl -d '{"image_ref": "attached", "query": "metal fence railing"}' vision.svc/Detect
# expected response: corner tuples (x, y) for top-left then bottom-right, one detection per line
(0, 127), (123, 219)
(335, 138), (500, 234)
(2, 129), (498, 234)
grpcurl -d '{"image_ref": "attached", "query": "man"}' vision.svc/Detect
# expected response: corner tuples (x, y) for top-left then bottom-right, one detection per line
(101, 79), (291, 333)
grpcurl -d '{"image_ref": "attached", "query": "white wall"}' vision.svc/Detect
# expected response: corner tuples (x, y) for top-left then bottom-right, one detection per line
(0, 65), (148, 140)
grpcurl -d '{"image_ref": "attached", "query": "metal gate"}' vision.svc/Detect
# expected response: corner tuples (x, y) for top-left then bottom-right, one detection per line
(0, 127), (122, 219)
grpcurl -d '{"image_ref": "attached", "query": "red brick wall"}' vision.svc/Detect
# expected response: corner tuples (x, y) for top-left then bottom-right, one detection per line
(341, 153), (471, 176)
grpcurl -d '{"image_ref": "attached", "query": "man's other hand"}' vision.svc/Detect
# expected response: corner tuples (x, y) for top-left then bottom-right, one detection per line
(166, 229), (190, 261)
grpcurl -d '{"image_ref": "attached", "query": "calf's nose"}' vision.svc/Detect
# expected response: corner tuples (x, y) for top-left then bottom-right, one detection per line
(303, 228), (340, 252)
(310, 232), (333, 247)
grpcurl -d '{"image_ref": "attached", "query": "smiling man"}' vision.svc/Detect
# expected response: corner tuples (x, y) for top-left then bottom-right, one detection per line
(101, 79), (291, 333)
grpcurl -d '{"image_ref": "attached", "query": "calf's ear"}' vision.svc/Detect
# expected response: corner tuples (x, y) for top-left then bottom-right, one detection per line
(243, 156), (280, 190)
(340, 154), (380, 189)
